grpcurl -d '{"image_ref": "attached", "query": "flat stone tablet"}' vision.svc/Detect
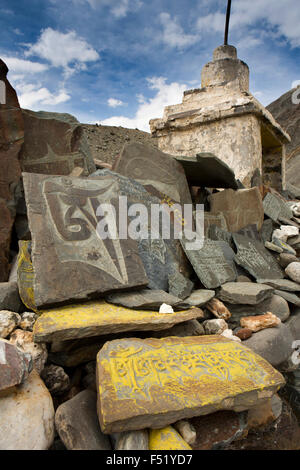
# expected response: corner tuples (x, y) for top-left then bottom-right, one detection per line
(96, 336), (285, 433)
(233, 234), (284, 280)
(33, 301), (204, 343)
(180, 238), (237, 289)
(105, 290), (187, 310)
(112, 142), (192, 205)
(23, 172), (148, 308)
(263, 193), (293, 222)
(256, 279), (300, 292)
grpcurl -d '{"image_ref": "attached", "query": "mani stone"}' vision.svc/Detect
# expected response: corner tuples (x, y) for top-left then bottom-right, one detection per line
(91, 169), (192, 293)
(96, 336), (285, 433)
(0, 339), (32, 392)
(256, 279), (300, 292)
(204, 212), (228, 237)
(55, 390), (111, 450)
(173, 153), (238, 189)
(180, 238), (236, 289)
(22, 172), (148, 309)
(0, 59), (23, 282)
(209, 187), (264, 232)
(0, 370), (55, 450)
(233, 233), (284, 280)
(105, 289), (186, 311)
(263, 192), (293, 222)
(112, 142), (192, 205)
(218, 282), (274, 305)
(20, 109), (96, 176)
(149, 426), (191, 450)
(33, 300), (204, 343)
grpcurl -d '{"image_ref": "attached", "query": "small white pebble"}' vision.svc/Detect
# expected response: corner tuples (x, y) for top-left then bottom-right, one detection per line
(159, 303), (174, 314)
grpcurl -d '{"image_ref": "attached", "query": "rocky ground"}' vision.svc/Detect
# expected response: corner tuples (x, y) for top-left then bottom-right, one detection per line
(1, 60), (300, 451)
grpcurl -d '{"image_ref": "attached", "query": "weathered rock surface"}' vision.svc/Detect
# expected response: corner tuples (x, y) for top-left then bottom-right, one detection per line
(247, 395), (282, 430)
(41, 365), (70, 395)
(206, 298), (231, 320)
(285, 311), (300, 340)
(33, 301), (204, 343)
(0, 339), (32, 391)
(96, 336), (284, 433)
(20, 109), (96, 176)
(9, 329), (47, 374)
(203, 319), (228, 335)
(0, 59), (23, 282)
(209, 187), (264, 232)
(112, 142), (192, 205)
(274, 290), (300, 307)
(285, 262), (300, 284)
(23, 172), (149, 308)
(218, 282), (274, 305)
(279, 253), (299, 268)
(180, 238), (236, 289)
(0, 370), (55, 450)
(17, 241), (36, 312)
(149, 426), (191, 450)
(190, 411), (248, 450)
(173, 420), (196, 446)
(19, 311), (37, 331)
(148, 319), (205, 338)
(182, 289), (215, 307)
(256, 278), (300, 292)
(0, 282), (22, 313)
(243, 323), (294, 367)
(240, 313), (281, 332)
(105, 289), (185, 310)
(0, 310), (20, 338)
(263, 192), (293, 222)
(233, 233), (284, 280)
(55, 390), (111, 450)
(115, 430), (149, 450)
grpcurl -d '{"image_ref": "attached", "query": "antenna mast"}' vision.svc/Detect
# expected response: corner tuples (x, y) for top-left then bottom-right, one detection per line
(224, 0), (232, 45)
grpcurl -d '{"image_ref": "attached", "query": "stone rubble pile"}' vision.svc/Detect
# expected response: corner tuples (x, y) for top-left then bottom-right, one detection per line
(1, 59), (300, 451)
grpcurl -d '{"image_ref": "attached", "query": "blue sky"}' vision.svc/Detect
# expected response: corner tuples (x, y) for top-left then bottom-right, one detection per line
(1, 0), (300, 131)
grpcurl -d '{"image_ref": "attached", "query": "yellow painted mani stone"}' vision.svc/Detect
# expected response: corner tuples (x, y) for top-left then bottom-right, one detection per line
(96, 335), (285, 434)
(33, 301), (204, 343)
(149, 426), (192, 450)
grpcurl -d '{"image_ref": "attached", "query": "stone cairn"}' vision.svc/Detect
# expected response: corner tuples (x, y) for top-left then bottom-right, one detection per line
(1, 59), (300, 451)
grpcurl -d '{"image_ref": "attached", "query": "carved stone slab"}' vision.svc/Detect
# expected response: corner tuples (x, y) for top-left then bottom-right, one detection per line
(96, 336), (285, 433)
(23, 173), (148, 308)
(112, 142), (192, 205)
(233, 234), (284, 280)
(180, 238), (237, 289)
(33, 301), (204, 343)
(204, 212), (228, 237)
(263, 193), (293, 222)
(90, 169), (192, 292)
(209, 188), (264, 232)
(20, 110), (96, 176)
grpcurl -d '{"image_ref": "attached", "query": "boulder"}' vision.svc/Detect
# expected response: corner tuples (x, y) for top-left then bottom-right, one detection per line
(0, 282), (22, 313)
(0, 370), (55, 450)
(0, 310), (20, 338)
(0, 338), (32, 391)
(9, 329), (47, 374)
(41, 365), (70, 396)
(115, 430), (149, 450)
(243, 323), (294, 367)
(55, 390), (111, 450)
(286, 262), (300, 284)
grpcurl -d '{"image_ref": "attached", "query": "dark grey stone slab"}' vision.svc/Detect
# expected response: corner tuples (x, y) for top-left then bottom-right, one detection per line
(263, 193), (293, 222)
(256, 279), (300, 292)
(218, 282), (274, 305)
(204, 212), (228, 237)
(274, 290), (300, 307)
(173, 153), (238, 189)
(105, 289), (187, 311)
(0, 282), (22, 312)
(91, 170), (192, 294)
(180, 238), (237, 289)
(112, 142), (192, 205)
(233, 233), (284, 280)
(260, 219), (275, 244)
(23, 172), (149, 309)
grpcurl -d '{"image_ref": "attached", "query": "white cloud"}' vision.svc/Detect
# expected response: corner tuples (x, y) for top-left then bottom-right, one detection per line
(197, 0), (300, 49)
(16, 82), (71, 108)
(108, 98), (125, 107)
(1, 57), (48, 74)
(159, 12), (199, 48)
(100, 76), (187, 132)
(25, 28), (99, 76)
(70, 0), (142, 18)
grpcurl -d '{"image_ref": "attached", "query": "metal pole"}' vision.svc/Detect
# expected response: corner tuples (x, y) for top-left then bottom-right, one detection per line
(224, 0), (232, 45)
